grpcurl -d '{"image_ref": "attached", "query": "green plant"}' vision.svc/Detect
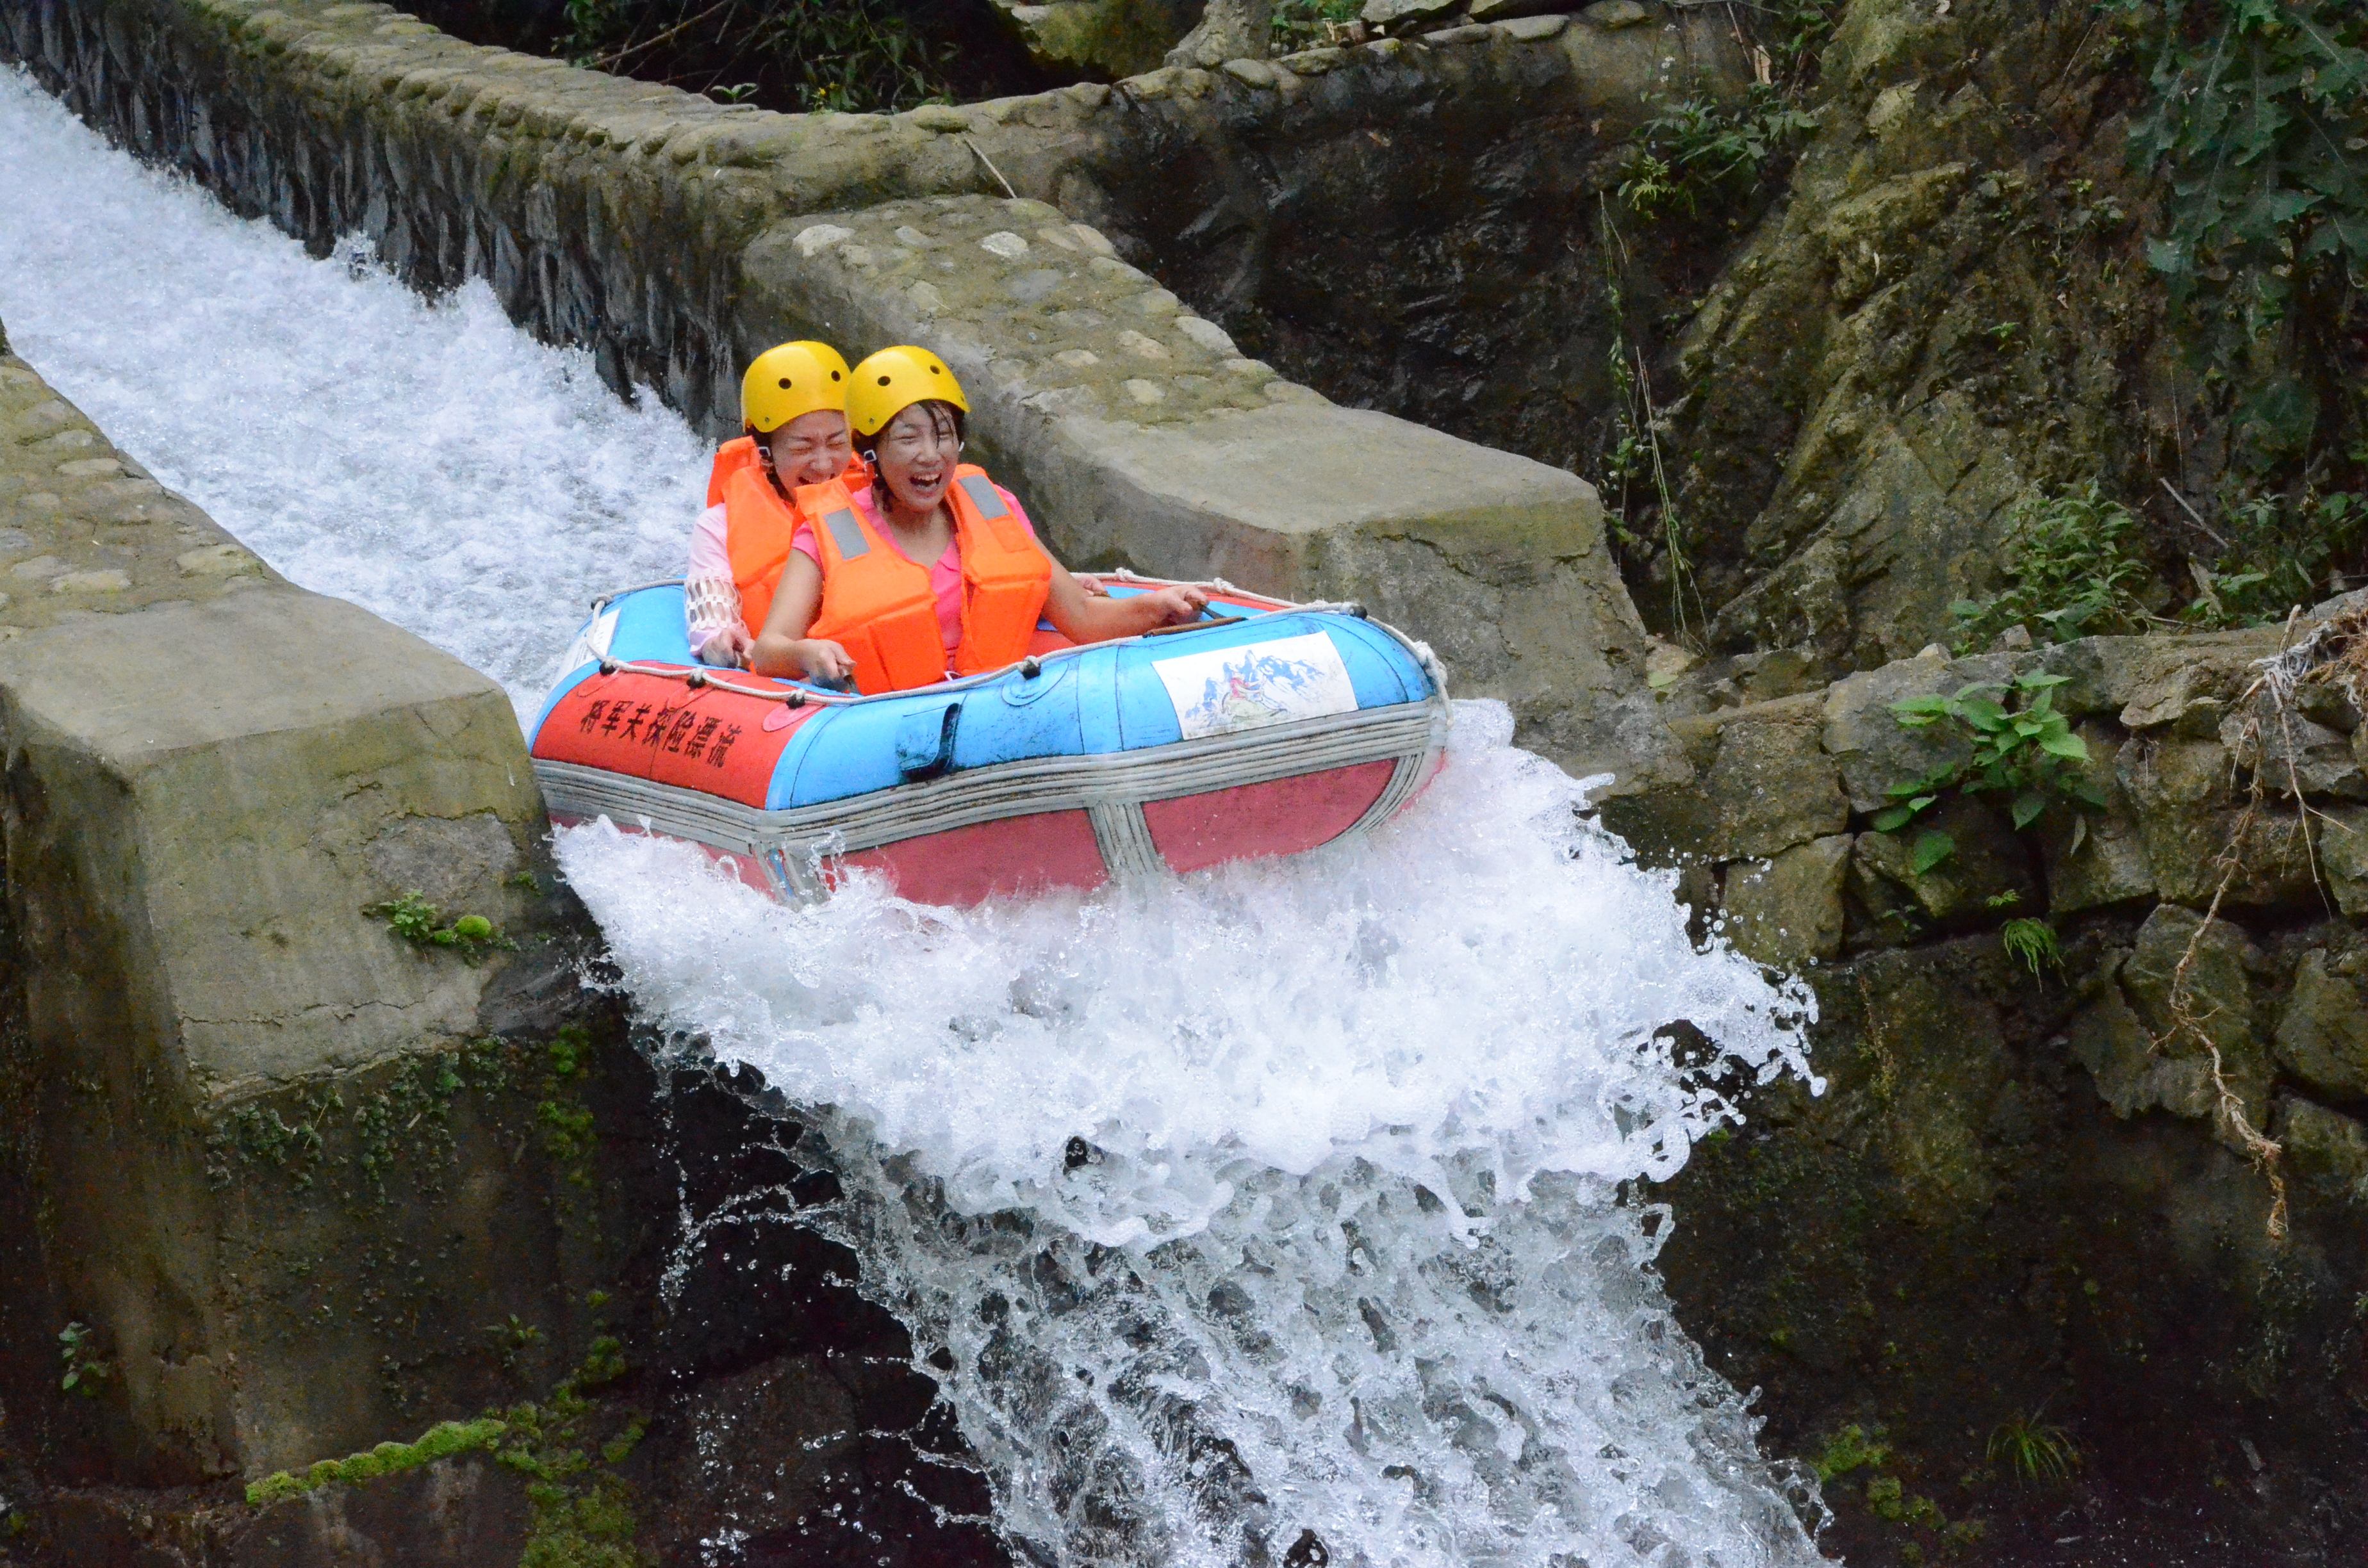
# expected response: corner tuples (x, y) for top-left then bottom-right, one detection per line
(58, 1321), (110, 1398)
(1595, 202), (1700, 638)
(1271, 0), (1360, 51)
(486, 1315), (546, 1376)
(370, 893), (515, 964)
(1619, 86), (1821, 223)
(2185, 486), (2368, 625)
(1988, 1411), (2082, 1484)
(1952, 484), (2153, 651)
(2000, 918), (2064, 976)
(2116, 0), (2368, 473)
(248, 1417), (509, 1505)
(561, 0), (953, 112)
(1876, 671), (2109, 870)
(1866, 1473), (1946, 1528)
(1812, 1423), (1891, 1482)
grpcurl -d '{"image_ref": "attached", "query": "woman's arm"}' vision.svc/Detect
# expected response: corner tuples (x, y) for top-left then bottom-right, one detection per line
(683, 504), (751, 666)
(747, 551), (857, 682)
(1043, 563), (1208, 643)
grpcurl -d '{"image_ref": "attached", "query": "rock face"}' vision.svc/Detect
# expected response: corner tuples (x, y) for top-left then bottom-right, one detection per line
(1606, 598), (2368, 1560)
(989, 0), (1201, 78)
(0, 0), (1679, 782)
(1665, 0), (2212, 677)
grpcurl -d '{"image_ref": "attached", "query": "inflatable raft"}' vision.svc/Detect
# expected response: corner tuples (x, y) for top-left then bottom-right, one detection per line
(525, 578), (1451, 906)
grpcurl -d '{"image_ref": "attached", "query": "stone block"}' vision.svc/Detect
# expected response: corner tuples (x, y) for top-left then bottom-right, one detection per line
(2314, 806), (2368, 917)
(2112, 905), (2271, 1144)
(1719, 835), (1852, 972)
(1601, 694), (1844, 863)
(2037, 723), (2155, 914)
(2276, 1096), (2368, 1204)
(2065, 967), (2214, 1122)
(0, 354), (645, 1489)
(1850, 795), (2034, 926)
(2273, 952), (2368, 1103)
(986, 0), (1198, 78)
(1821, 646), (2006, 813)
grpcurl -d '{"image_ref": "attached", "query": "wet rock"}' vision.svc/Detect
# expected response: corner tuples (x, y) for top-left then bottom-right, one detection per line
(2276, 1096), (2368, 1203)
(2038, 723), (2156, 913)
(1850, 794), (2033, 926)
(1718, 834), (1851, 971)
(994, 0), (1199, 77)
(2116, 904), (2271, 1140)
(1600, 693), (1844, 863)
(2273, 952), (2368, 1103)
(1165, 0), (1272, 65)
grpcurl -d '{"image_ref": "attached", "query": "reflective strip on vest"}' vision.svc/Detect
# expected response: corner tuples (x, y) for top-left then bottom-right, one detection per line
(957, 474), (1009, 519)
(821, 507), (870, 560)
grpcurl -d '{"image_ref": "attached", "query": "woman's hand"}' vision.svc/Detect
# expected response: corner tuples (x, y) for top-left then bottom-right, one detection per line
(749, 633), (854, 684)
(791, 639), (855, 684)
(702, 625), (754, 669)
(1140, 585), (1209, 625)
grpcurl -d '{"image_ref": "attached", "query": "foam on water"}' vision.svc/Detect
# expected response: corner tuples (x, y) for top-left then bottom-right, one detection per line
(0, 69), (703, 706)
(0, 68), (1829, 1566)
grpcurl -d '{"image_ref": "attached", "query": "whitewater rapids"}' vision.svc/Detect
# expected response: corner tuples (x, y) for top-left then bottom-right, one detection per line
(0, 65), (1828, 1567)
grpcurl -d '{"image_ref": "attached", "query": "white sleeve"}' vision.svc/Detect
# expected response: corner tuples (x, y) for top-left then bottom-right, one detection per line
(683, 504), (743, 662)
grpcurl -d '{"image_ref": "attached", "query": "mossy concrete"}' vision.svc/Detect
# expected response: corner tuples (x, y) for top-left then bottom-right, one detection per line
(0, 340), (659, 1489)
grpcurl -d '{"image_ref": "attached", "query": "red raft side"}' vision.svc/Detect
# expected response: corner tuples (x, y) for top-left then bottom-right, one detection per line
(536, 667), (816, 808)
(1142, 759), (1399, 876)
(833, 810), (1110, 906)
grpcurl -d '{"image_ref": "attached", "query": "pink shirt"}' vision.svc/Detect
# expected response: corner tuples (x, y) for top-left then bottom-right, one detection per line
(683, 482), (1040, 657)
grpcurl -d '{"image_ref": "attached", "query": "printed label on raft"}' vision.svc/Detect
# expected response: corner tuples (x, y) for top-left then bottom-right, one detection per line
(557, 607), (620, 676)
(1155, 632), (1357, 739)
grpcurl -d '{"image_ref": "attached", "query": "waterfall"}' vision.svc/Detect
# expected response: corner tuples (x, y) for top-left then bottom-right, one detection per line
(0, 66), (1828, 1567)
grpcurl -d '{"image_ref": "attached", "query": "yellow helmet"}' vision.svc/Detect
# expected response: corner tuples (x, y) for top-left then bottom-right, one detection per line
(740, 340), (850, 434)
(847, 345), (969, 439)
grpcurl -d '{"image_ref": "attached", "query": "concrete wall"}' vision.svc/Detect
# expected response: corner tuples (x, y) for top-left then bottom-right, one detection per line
(0, 326), (654, 1486)
(0, 0), (1690, 780)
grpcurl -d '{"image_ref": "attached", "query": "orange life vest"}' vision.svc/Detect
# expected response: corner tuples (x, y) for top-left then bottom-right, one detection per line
(801, 466), (1053, 696)
(714, 439), (869, 638)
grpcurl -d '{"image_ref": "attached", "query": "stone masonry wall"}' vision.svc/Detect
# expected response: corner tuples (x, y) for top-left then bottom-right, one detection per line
(1606, 608), (2368, 1560)
(0, 0), (1699, 778)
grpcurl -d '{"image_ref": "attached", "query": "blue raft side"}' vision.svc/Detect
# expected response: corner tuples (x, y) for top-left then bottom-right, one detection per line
(534, 587), (1437, 814)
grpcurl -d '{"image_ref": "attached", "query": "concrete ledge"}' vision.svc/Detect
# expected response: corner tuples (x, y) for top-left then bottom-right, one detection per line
(0, 339), (653, 1484)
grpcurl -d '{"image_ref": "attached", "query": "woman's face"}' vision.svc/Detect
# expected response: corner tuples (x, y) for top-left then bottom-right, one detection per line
(764, 409), (851, 489)
(871, 402), (960, 515)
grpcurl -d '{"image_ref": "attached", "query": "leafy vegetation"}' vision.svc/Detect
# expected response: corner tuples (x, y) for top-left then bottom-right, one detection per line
(1952, 484), (2154, 651)
(1270, 0), (1360, 52)
(2116, 0), (2368, 475)
(1618, 87), (1821, 226)
(371, 892), (516, 964)
(559, 0), (953, 111)
(2000, 917), (2064, 977)
(2183, 484), (2368, 625)
(58, 1321), (110, 1398)
(1987, 1410), (2082, 1484)
(1877, 671), (2107, 872)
